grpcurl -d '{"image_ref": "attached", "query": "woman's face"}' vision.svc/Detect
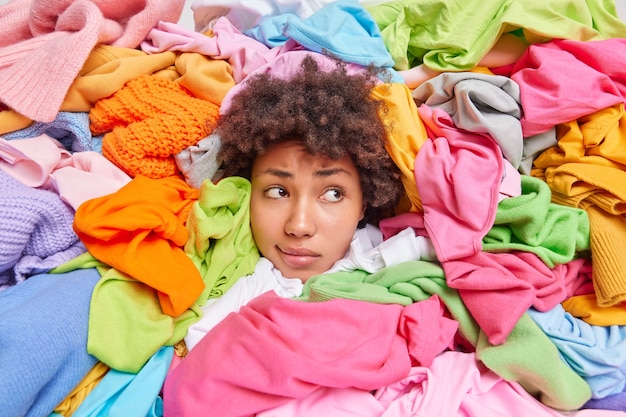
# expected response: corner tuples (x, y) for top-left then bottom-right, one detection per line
(250, 140), (365, 281)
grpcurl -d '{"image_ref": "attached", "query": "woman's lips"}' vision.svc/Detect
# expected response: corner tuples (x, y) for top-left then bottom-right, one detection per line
(278, 247), (320, 268)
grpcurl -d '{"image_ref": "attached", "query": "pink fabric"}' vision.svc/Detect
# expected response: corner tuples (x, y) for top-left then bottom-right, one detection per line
(0, 134), (131, 209)
(397, 295), (458, 367)
(0, 0), (185, 122)
(141, 17), (294, 83)
(444, 252), (589, 345)
(141, 18), (371, 116)
(511, 38), (626, 137)
(256, 387), (385, 417)
(374, 351), (573, 417)
(380, 212), (428, 241)
(414, 104), (503, 262)
(162, 291), (447, 417)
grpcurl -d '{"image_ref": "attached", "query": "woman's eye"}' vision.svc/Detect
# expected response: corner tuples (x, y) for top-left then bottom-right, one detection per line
(322, 188), (344, 202)
(264, 186), (288, 199)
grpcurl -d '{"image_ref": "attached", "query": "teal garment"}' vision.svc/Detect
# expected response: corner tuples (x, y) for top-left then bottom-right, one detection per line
(185, 176), (260, 303)
(366, 0), (626, 71)
(483, 175), (590, 267)
(71, 347), (173, 417)
(299, 260), (591, 410)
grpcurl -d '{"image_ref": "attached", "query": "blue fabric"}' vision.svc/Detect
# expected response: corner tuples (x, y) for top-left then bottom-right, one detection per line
(72, 346), (174, 417)
(0, 268), (100, 417)
(245, 0), (403, 82)
(2, 111), (102, 153)
(527, 305), (626, 399)
(583, 389), (626, 412)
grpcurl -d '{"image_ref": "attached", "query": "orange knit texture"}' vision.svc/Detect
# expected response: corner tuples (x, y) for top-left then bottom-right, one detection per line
(90, 74), (220, 179)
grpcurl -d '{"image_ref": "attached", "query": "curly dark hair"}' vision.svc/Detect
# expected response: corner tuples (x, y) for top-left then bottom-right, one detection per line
(215, 54), (403, 225)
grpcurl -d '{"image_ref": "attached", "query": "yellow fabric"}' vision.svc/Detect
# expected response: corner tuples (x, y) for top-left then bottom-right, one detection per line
(532, 104), (626, 171)
(61, 45), (178, 112)
(531, 104), (626, 307)
(53, 362), (110, 416)
(536, 162), (626, 307)
(0, 109), (32, 135)
(371, 82), (428, 213)
(562, 293), (626, 326)
(170, 52), (236, 107)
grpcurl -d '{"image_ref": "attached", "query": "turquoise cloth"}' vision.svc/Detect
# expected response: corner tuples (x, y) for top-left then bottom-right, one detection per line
(71, 347), (173, 417)
(245, 0), (402, 82)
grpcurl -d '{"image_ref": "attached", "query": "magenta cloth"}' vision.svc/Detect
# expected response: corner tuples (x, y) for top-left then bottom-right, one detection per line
(162, 291), (430, 417)
(510, 38), (626, 137)
(0, 0), (185, 122)
(414, 104), (503, 262)
(444, 252), (589, 345)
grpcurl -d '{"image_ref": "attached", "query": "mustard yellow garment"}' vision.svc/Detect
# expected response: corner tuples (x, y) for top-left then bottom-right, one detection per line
(371, 82), (428, 213)
(61, 45), (236, 113)
(0, 109), (32, 135)
(61, 45), (177, 112)
(532, 104), (626, 306)
(562, 293), (626, 326)
(53, 362), (109, 417)
(169, 52), (236, 106)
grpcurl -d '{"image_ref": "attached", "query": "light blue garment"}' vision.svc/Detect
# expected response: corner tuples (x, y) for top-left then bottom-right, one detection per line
(528, 305), (626, 399)
(245, 0), (403, 82)
(2, 111), (102, 153)
(0, 268), (100, 417)
(71, 346), (174, 417)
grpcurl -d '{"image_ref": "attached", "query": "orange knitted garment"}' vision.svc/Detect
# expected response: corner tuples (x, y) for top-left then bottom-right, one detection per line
(90, 74), (220, 179)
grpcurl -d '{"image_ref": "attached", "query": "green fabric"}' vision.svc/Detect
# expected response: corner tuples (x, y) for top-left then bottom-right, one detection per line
(185, 176), (260, 304)
(87, 267), (201, 373)
(366, 0), (626, 70)
(76, 176), (259, 373)
(299, 260), (591, 410)
(51, 250), (110, 276)
(483, 175), (590, 267)
(476, 313), (591, 410)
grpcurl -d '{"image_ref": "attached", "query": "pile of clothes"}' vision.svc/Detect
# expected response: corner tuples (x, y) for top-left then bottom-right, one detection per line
(2, 0), (626, 416)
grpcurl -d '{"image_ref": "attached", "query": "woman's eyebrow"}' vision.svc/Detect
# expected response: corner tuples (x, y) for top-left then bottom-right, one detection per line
(314, 167), (352, 178)
(257, 168), (293, 178)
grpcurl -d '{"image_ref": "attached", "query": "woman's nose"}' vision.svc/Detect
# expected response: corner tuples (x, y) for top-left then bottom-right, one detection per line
(284, 200), (316, 237)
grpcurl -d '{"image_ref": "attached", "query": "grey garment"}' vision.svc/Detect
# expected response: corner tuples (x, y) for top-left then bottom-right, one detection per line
(412, 71), (524, 169)
(518, 127), (558, 175)
(175, 132), (223, 189)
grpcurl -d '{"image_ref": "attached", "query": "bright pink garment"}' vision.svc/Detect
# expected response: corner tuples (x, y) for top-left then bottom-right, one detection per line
(414, 104), (503, 262)
(163, 292), (446, 417)
(444, 252), (589, 345)
(510, 38), (626, 137)
(0, 0), (184, 122)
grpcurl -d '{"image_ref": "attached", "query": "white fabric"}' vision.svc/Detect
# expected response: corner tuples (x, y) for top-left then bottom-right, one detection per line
(328, 225), (437, 274)
(185, 257), (303, 350)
